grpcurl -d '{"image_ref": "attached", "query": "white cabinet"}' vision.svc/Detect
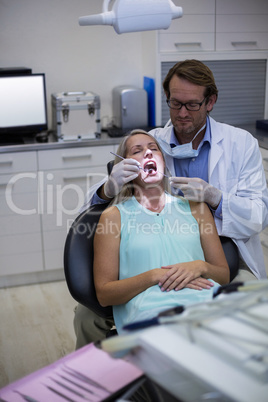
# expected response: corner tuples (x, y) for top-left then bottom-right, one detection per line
(150, 0), (268, 126)
(158, 0), (215, 53)
(216, 0), (268, 51)
(0, 152), (43, 278)
(157, 0), (268, 53)
(38, 145), (115, 272)
(0, 144), (116, 287)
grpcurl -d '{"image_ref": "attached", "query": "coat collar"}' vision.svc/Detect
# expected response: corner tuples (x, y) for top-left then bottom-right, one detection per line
(208, 117), (224, 180)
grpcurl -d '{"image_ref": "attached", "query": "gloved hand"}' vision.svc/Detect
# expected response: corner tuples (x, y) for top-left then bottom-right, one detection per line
(169, 177), (222, 208)
(104, 159), (140, 198)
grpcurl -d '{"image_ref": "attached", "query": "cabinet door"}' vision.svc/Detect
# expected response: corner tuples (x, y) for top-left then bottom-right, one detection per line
(38, 146), (115, 271)
(216, 0), (268, 51)
(158, 0), (215, 53)
(38, 145), (114, 170)
(0, 151), (37, 173)
(0, 157), (43, 276)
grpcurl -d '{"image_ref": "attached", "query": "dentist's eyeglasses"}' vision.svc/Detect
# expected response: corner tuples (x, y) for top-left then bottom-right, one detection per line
(166, 97), (207, 111)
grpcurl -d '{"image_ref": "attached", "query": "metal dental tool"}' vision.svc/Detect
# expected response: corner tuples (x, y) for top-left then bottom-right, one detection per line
(110, 151), (169, 177)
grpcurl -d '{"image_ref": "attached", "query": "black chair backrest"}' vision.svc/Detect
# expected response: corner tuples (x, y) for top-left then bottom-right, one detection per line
(64, 202), (112, 317)
(219, 236), (239, 281)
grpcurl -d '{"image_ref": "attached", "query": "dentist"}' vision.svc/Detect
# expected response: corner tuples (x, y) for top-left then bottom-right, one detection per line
(75, 59), (268, 348)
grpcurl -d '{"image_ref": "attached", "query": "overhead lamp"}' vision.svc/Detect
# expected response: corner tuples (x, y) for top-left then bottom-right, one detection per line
(79, 0), (183, 34)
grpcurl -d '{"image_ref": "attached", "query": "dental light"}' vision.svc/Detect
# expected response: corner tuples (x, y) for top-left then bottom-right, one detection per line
(79, 0), (183, 34)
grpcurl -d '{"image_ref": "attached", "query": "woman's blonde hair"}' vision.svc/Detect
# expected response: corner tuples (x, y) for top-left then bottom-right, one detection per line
(111, 129), (168, 204)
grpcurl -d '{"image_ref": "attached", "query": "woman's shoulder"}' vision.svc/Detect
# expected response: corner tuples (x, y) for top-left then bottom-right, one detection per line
(167, 192), (190, 207)
(188, 201), (211, 221)
(99, 205), (120, 222)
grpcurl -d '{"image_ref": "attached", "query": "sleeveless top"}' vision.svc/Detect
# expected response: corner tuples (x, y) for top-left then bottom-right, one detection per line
(113, 193), (218, 332)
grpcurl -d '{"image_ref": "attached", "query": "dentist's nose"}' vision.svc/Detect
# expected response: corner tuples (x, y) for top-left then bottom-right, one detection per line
(177, 105), (189, 118)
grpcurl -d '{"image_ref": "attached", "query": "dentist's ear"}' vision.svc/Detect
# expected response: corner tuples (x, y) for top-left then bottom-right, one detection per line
(207, 94), (217, 112)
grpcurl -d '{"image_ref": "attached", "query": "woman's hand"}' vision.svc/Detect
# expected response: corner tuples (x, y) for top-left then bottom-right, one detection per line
(158, 261), (213, 291)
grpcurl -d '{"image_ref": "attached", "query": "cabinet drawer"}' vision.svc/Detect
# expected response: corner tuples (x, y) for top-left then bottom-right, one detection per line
(0, 233), (43, 276)
(0, 250), (43, 276)
(0, 214), (40, 236)
(38, 145), (114, 170)
(216, 32), (268, 51)
(0, 192), (39, 217)
(42, 229), (67, 270)
(216, 14), (268, 34)
(0, 151), (37, 174)
(159, 33), (215, 52)
(40, 166), (107, 229)
(0, 172), (38, 195)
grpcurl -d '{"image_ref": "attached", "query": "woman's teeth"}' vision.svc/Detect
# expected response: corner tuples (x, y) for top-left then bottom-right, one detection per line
(144, 161), (156, 172)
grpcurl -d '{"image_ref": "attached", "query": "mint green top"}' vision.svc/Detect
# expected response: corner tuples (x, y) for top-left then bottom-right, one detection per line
(113, 193), (218, 333)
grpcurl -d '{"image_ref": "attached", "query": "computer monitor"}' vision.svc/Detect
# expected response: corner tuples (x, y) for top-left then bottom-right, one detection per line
(0, 73), (48, 143)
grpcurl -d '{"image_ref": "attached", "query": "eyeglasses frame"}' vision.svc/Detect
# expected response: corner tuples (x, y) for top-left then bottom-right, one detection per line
(166, 97), (208, 111)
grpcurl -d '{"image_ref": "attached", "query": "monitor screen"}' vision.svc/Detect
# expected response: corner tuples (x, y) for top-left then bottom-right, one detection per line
(0, 73), (48, 142)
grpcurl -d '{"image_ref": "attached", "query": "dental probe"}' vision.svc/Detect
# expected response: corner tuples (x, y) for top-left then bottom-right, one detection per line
(110, 151), (169, 177)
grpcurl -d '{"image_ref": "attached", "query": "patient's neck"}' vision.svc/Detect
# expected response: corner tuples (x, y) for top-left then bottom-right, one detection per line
(134, 185), (166, 213)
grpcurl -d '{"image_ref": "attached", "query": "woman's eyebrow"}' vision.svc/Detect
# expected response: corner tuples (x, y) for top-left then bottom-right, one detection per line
(129, 144), (142, 151)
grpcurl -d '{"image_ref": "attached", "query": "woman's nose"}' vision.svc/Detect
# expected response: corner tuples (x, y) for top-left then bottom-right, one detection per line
(144, 148), (153, 157)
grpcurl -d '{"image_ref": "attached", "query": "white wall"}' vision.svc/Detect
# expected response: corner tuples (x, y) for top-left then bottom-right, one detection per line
(0, 0), (155, 129)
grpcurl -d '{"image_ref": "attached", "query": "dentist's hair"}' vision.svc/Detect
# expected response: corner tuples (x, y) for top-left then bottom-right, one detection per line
(163, 59), (218, 102)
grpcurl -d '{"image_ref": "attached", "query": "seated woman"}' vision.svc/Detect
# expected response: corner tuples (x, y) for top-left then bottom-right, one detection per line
(93, 130), (229, 333)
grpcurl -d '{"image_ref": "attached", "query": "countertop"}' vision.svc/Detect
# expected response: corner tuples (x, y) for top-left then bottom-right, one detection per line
(0, 124), (268, 154)
(0, 132), (122, 154)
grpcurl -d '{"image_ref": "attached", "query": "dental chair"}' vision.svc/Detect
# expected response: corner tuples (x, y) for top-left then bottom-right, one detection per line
(64, 161), (240, 323)
(64, 201), (112, 317)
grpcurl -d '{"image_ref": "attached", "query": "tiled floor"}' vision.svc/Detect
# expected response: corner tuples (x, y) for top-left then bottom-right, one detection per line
(0, 280), (77, 388)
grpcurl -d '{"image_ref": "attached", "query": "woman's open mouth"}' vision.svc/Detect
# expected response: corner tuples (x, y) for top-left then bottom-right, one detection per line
(143, 160), (157, 174)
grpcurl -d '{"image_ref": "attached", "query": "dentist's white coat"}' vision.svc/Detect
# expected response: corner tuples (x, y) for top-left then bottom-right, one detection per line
(152, 117), (268, 279)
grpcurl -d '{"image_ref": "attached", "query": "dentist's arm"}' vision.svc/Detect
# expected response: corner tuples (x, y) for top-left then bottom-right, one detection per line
(81, 158), (141, 210)
(169, 177), (222, 208)
(100, 159), (140, 200)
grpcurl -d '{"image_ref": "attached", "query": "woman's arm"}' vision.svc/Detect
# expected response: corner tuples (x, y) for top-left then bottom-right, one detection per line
(159, 202), (230, 291)
(192, 201), (230, 283)
(93, 206), (163, 307)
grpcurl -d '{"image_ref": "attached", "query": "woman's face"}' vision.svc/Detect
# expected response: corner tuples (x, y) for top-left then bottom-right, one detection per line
(125, 133), (165, 185)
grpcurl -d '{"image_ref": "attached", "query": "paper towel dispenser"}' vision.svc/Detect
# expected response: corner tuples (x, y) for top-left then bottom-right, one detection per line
(112, 85), (148, 130)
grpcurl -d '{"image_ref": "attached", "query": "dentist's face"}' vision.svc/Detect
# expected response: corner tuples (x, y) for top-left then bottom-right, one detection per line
(168, 75), (216, 143)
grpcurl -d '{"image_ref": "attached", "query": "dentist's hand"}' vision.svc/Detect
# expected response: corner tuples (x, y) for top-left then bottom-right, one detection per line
(103, 159), (140, 199)
(169, 177), (222, 208)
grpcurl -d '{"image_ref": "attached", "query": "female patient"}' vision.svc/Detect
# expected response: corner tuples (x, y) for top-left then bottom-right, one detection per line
(93, 130), (229, 333)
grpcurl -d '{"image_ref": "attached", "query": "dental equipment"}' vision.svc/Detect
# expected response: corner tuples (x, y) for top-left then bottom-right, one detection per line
(110, 151), (169, 177)
(79, 0), (183, 34)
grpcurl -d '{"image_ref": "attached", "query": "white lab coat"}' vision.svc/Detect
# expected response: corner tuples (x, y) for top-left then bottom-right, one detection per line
(152, 117), (268, 279)
(83, 117), (268, 279)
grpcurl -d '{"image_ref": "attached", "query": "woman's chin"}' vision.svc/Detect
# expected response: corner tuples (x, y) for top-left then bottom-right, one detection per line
(142, 172), (163, 184)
